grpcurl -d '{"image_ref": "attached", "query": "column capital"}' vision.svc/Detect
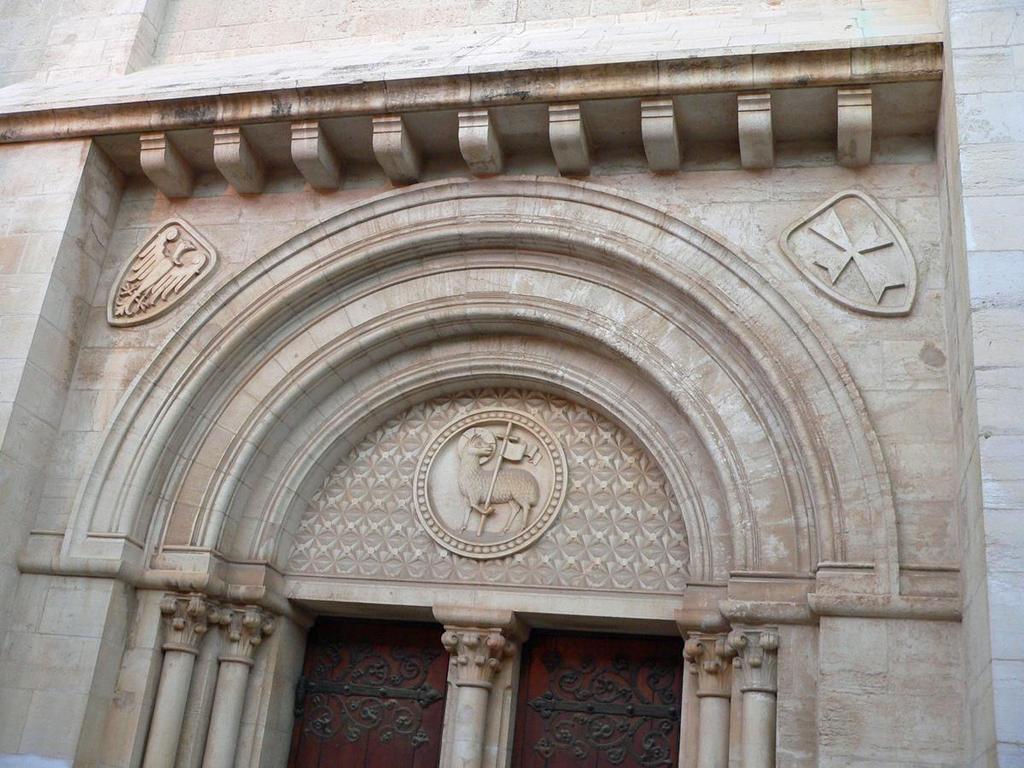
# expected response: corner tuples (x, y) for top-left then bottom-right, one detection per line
(212, 605), (276, 665)
(683, 632), (736, 698)
(441, 626), (516, 688)
(727, 628), (780, 694)
(159, 593), (214, 654)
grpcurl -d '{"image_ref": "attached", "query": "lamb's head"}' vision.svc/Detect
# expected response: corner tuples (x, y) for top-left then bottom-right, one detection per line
(457, 427), (496, 465)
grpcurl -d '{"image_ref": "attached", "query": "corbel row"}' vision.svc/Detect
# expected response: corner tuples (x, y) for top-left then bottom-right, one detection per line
(683, 628), (780, 768)
(143, 594), (276, 768)
(139, 87), (875, 197)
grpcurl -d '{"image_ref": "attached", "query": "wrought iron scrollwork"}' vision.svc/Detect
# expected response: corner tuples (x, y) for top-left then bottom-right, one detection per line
(527, 650), (679, 767)
(294, 642), (444, 749)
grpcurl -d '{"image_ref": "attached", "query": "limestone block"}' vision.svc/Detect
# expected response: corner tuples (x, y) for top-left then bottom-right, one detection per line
(737, 93), (774, 170)
(837, 87), (872, 168)
(459, 109), (504, 176)
(140, 132), (193, 198)
(212, 126), (265, 194)
(290, 121), (341, 191)
(641, 98), (683, 172)
(548, 103), (590, 176)
(372, 114), (422, 184)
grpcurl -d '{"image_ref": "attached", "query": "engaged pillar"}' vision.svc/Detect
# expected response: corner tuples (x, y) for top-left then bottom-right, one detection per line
(143, 594), (213, 768)
(684, 633), (736, 768)
(729, 628), (780, 768)
(201, 606), (275, 768)
(439, 623), (516, 768)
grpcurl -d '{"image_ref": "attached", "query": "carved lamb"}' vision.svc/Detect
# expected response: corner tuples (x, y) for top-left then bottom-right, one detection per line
(457, 427), (539, 534)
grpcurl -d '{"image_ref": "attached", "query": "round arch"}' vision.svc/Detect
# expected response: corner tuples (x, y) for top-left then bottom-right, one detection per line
(67, 177), (899, 593)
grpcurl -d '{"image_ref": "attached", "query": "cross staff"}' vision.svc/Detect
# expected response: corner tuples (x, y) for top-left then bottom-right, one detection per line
(477, 421), (514, 536)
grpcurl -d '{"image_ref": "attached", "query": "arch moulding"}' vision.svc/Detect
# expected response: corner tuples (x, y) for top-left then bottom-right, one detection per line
(41, 177), (910, 623)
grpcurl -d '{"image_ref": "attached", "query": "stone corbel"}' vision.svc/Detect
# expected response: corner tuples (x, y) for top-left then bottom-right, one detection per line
(458, 109), (504, 176)
(641, 98), (683, 172)
(548, 103), (590, 176)
(213, 126), (266, 194)
(142, 594), (215, 768)
(728, 628), (780, 768)
(202, 605), (276, 768)
(684, 633), (736, 768)
(290, 120), (342, 190)
(837, 87), (873, 168)
(737, 93), (774, 170)
(140, 132), (194, 198)
(372, 114), (422, 184)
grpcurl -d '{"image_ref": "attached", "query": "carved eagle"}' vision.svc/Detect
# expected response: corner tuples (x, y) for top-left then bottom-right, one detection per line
(113, 225), (210, 320)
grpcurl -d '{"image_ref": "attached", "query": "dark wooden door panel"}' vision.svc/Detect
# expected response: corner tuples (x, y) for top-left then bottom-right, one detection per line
(289, 618), (448, 768)
(512, 632), (684, 768)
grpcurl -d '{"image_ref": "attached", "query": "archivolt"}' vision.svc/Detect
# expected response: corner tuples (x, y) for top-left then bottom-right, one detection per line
(68, 178), (898, 591)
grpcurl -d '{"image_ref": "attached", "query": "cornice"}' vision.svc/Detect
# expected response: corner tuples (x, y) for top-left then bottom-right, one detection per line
(0, 38), (942, 144)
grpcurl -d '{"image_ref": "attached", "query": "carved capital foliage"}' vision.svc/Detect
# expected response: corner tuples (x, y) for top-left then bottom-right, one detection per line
(683, 633), (736, 699)
(213, 605), (276, 664)
(728, 628), (780, 694)
(441, 627), (516, 687)
(159, 593), (214, 654)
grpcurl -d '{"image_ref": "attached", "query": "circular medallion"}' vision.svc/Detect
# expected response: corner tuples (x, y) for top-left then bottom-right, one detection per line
(414, 409), (567, 559)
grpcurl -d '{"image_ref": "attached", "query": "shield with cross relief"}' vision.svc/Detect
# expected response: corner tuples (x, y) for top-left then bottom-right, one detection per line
(778, 189), (917, 317)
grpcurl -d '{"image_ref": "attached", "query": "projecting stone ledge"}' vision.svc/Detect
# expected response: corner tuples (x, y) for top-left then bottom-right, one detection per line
(0, 39), (943, 143)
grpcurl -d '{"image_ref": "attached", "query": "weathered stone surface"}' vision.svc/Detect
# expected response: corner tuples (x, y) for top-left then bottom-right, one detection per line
(0, 1), (1016, 767)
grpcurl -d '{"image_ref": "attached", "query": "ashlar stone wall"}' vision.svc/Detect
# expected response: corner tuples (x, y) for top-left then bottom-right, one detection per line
(0, 0), (1013, 765)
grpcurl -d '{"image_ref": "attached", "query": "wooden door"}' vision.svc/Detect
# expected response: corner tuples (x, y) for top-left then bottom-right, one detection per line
(512, 632), (684, 768)
(288, 618), (449, 768)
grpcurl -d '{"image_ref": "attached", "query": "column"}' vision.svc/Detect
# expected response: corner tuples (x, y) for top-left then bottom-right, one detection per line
(143, 594), (213, 768)
(440, 626), (516, 768)
(201, 606), (275, 768)
(728, 629), (780, 768)
(683, 633), (736, 768)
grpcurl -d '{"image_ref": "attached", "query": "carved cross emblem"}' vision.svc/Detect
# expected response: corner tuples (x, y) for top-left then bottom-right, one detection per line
(778, 190), (917, 316)
(809, 208), (902, 303)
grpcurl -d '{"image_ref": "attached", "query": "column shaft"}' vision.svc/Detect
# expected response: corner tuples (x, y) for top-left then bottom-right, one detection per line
(439, 621), (517, 768)
(741, 690), (777, 768)
(143, 649), (196, 768)
(728, 628), (780, 768)
(684, 633), (736, 768)
(200, 606), (275, 768)
(201, 660), (251, 768)
(696, 696), (731, 768)
(449, 683), (491, 768)
(143, 594), (212, 768)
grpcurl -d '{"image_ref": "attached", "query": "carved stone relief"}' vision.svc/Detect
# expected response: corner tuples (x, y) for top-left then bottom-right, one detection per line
(778, 190), (916, 316)
(415, 409), (567, 559)
(288, 389), (689, 593)
(107, 218), (216, 326)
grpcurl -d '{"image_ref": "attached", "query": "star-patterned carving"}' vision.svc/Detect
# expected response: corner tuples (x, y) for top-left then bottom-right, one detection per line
(288, 388), (689, 593)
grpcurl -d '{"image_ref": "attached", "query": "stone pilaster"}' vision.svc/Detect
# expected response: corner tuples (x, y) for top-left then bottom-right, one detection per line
(684, 633), (736, 768)
(201, 606), (276, 768)
(143, 594), (214, 768)
(729, 628), (780, 768)
(440, 623), (517, 768)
